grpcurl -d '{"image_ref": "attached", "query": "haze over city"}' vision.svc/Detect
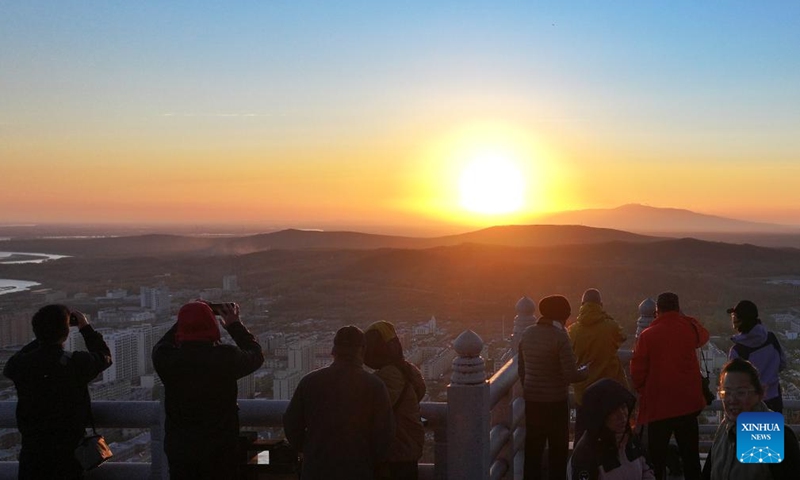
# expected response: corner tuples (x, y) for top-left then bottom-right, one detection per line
(2, 2), (799, 235)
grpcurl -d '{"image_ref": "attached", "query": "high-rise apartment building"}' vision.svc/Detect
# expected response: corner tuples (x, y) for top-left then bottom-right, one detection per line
(0, 310), (34, 347)
(102, 329), (140, 383)
(272, 370), (304, 400)
(287, 339), (314, 374)
(222, 275), (238, 292)
(140, 286), (170, 314)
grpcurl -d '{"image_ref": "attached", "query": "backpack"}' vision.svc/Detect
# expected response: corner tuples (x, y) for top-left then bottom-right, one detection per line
(732, 331), (782, 360)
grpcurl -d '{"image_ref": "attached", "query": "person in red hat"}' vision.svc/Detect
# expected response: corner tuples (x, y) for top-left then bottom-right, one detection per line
(153, 301), (264, 480)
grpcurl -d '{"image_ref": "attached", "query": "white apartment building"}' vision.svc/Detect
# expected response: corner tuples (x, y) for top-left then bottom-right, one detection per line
(288, 339), (315, 375)
(102, 329), (141, 383)
(421, 348), (456, 380)
(140, 286), (170, 314)
(0, 310), (34, 347)
(223, 275), (239, 292)
(273, 369), (304, 400)
(414, 316), (439, 336)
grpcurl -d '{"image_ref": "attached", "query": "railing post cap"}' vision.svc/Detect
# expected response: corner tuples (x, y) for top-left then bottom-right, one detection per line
(639, 298), (656, 316)
(454, 330), (484, 357)
(515, 296), (536, 316)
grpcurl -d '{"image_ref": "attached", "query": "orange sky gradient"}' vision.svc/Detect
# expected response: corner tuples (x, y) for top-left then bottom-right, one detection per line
(2, 3), (799, 234)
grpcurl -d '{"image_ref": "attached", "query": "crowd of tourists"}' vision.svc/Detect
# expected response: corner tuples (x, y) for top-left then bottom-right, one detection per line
(518, 290), (797, 480)
(2, 291), (797, 480)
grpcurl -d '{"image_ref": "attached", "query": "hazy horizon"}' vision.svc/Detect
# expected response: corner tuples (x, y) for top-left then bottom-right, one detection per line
(2, 203), (800, 241)
(2, 3), (799, 229)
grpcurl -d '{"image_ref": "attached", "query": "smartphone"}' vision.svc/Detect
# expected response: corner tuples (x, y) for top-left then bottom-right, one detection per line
(208, 303), (225, 315)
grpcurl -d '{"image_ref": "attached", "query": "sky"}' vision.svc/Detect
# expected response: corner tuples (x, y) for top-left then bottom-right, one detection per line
(2, 2), (799, 234)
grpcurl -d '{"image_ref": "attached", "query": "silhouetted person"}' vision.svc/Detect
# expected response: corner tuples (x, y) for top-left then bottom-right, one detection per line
(364, 321), (426, 480)
(569, 288), (630, 441)
(727, 300), (786, 412)
(284, 325), (394, 480)
(152, 301), (264, 480)
(519, 295), (588, 480)
(702, 358), (800, 480)
(630, 292), (708, 480)
(3, 304), (112, 480)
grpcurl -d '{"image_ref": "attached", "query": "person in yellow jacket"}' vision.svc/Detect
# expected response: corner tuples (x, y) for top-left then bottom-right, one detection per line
(568, 289), (630, 440)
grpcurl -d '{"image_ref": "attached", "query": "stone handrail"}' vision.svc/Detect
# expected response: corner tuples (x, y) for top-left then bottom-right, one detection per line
(1, 341), (798, 480)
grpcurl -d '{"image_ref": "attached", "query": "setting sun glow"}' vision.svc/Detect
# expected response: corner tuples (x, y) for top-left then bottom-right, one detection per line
(459, 155), (525, 215)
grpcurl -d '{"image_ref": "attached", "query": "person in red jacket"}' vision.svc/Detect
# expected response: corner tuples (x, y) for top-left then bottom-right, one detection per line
(630, 292), (708, 480)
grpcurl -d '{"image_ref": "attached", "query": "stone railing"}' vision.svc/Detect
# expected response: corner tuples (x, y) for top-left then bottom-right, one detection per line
(0, 326), (797, 480)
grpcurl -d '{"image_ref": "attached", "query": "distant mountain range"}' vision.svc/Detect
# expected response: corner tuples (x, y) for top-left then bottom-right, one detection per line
(2, 205), (799, 257)
(0, 225), (659, 258)
(537, 204), (798, 234)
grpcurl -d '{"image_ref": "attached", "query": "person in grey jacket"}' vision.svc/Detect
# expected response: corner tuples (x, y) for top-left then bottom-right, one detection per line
(284, 325), (394, 480)
(518, 295), (588, 480)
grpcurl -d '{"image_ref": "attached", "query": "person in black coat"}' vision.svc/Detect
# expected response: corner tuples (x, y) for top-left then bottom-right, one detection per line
(284, 325), (395, 480)
(3, 304), (113, 480)
(152, 301), (264, 480)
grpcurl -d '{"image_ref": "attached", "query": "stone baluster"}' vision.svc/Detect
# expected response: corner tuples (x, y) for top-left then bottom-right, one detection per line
(448, 330), (490, 480)
(635, 298), (656, 339)
(512, 296), (537, 352)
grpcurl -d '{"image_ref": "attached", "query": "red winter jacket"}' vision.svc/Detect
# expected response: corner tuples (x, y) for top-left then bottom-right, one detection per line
(630, 311), (709, 424)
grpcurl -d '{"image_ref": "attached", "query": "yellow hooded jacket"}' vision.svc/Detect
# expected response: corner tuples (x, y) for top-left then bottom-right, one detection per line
(567, 303), (630, 405)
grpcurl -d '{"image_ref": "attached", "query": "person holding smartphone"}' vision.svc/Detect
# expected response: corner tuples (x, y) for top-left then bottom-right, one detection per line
(152, 300), (264, 480)
(4, 304), (112, 479)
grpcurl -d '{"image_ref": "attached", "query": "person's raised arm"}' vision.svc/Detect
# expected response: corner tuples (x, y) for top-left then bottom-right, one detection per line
(219, 302), (264, 378)
(71, 310), (113, 384)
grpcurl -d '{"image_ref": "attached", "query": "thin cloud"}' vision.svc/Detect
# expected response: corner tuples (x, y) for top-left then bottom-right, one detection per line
(160, 113), (280, 118)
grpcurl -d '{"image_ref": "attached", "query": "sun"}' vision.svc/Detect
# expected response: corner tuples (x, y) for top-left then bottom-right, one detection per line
(458, 154), (525, 215)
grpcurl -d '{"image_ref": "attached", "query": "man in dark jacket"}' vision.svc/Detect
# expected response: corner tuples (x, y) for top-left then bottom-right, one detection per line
(284, 325), (394, 480)
(3, 304), (113, 480)
(152, 301), (264, 480)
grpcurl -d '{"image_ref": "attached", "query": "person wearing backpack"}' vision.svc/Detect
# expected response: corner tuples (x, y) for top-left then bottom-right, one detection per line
(364, 321), (426, 480)
(727, 300), (786, 412)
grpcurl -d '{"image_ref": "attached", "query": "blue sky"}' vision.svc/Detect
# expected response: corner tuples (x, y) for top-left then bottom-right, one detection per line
(2, 2), (799, 230)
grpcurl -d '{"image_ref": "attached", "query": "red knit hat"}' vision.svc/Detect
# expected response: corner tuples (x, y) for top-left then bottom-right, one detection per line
(176, 302), (221, 344)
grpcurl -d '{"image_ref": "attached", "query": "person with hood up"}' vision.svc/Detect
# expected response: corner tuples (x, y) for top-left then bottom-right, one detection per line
(364, 321), (427, 480)
(727, 300), (786, 413)
(569, 379), (654, 480)
(152, 301), (264, 480)
(568, 289), (630, 409)
(519, 295), (589, 480)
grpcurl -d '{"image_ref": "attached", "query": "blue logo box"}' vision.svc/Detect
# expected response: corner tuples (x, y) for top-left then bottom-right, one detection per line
(737, 411), (784, 464)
